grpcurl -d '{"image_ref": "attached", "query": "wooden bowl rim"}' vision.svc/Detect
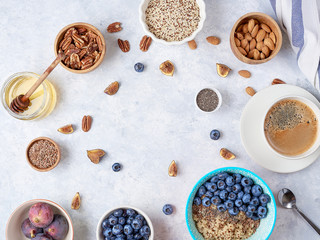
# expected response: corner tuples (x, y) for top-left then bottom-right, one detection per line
(54, 22), (106, 74)
(26, 137), (61, 172)
(230, 12), (282, 64)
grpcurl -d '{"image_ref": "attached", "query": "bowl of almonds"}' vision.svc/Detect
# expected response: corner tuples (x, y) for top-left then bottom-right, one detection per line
(54, 22), (106, 73)
(230, 12), (282, 64)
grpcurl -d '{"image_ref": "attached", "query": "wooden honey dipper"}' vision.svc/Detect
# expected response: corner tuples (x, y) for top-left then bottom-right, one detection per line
(10, 52), (65, 114)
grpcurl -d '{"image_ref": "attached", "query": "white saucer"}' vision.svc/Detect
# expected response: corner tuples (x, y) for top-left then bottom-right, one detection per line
(240, 84), (320, 173)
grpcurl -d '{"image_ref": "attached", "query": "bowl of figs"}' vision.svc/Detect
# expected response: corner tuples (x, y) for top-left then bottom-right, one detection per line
(6, 199), (73, 240)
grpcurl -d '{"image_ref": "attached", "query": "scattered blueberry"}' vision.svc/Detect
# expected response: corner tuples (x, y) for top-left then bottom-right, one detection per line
(205, 182), (217, 192)
(131, 219), (143, 230)
(251, 185), (263, 197)
(124, 225), (133, 235)
(134, 63), (144, 72)
(235, 199), (243, 207)
(228, 192), (237, 201)
(226, 176), (236, 186)
(162, 204), (174, 215)
(228, 207), (239, 216)
(241, 177), (253, 187)
(250, 197), (260, 206)
(211, 196), (221, 205)
(210, 129), (220, 140)
(224, 200), (234, 209)
(112, 163), (121, 172)
(219, 190), (228, 200)
(193, 197), (201, 206)
(202, 197), (211, 207)
(112, 224), (123, 235)
(197, 185), (206, 197)
(217, 180), (226, 190)
(217, 204), (227, 212)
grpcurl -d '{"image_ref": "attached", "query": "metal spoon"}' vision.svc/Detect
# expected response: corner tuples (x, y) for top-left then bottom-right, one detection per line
(278, 188), (320, 235)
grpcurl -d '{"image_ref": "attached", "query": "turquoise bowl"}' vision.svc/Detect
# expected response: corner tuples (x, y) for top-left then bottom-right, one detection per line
(186, 167), (276, 240)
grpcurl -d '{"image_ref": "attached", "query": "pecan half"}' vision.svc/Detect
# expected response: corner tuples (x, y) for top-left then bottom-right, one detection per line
(118, 39), (130, 52)
(81, 56), (94, 70)
(59, 37), (72, 51)
(139, 35), (152, 52)
(82, 115), (92, 132)
(72, 33), (85, 48)
(96, 36), (103, 52)
(77, 27), (87, 34)
(70, 53), (81, 69)
(107, 22), (122, 33)
(64, 27), (77, 38)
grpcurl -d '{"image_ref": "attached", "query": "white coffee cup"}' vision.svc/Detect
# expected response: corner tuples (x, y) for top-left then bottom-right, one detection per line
(262, 95), (320, 160)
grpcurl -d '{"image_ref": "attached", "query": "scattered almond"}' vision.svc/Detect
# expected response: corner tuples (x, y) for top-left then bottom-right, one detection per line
(238, 70), (251, 78)
(220, 148), (236, 160)
(206, 36), (220, 45)
(104, 81), (119, 95)
(58, 124), (73, 134)
(87, 149), (105, 164)
(216, 63), (231, 77)
(188, 40), (197, 50)
(71, 192), (81, 210)
(168, 160), (177, 177)
(272, 78), (286, 85)
(246, 87), (256, 96)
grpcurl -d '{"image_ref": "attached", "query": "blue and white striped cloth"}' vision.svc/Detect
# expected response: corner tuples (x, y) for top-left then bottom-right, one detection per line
(270, 0), (320, 90)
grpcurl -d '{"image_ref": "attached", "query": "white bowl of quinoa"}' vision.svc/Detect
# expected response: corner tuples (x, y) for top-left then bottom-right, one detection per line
(139, 0), (206, 45)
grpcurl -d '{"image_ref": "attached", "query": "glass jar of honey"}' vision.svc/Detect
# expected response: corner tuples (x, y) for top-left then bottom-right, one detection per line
(1, 72), (57, 120)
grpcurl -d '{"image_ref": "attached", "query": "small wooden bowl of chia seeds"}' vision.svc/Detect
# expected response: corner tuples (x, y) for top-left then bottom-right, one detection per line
(26, 137), (61, 172)
(195, 87), (222, 113)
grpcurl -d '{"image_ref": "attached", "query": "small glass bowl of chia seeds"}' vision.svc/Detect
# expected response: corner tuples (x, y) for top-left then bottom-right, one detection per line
(195, 87), (222, 113)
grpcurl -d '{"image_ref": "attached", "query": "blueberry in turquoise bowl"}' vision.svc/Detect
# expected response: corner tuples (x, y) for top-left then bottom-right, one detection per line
(96, 206), (154, 240)
(186, 167), (276, 240)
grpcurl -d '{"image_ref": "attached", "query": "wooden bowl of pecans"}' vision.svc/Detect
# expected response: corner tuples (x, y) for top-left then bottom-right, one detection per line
(26, 137), (61, 172)
(230, 12), (282, 64)
(54, 22), (106, 73)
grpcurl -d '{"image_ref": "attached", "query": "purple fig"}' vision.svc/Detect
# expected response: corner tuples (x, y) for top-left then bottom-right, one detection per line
(28, 202), (54, 228)
(33, 233), (53, 240)
(44, 214), (69, 240)
(21, 218), (42, 238)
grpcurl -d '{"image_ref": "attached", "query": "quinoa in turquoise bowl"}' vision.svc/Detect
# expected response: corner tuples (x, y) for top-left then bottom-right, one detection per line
(185, 167), (276, 240)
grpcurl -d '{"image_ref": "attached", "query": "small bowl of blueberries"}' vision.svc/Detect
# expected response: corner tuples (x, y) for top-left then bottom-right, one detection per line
(186, 167), (276, 240)
(96, 206), (154, 240)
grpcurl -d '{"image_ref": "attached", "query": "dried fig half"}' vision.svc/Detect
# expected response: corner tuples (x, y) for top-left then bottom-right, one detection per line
(160, 60), (174, 76)
(58, 124), (74, 134)
(168, 160), (177, 177)
(87, 149), (105, 164)
(104, 81), (119, 95)
(220, 148), (236, 160)
(71, 192), (81, 210)
(216, 63), (231, 77)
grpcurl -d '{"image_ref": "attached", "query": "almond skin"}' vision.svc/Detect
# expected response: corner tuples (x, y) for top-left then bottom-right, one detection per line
(238, 70), (251, 78)
(206, 36), (220, 45)
(246, 87), (256, 96)
(188, 40), (197, 50)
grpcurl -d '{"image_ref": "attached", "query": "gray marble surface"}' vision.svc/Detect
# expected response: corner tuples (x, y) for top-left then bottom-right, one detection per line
(1, 0), (320, 239)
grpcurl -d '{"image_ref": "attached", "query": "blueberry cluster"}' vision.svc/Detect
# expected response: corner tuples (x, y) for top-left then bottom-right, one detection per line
(193, 172), (271, 220)
(102, 208), (150, 240)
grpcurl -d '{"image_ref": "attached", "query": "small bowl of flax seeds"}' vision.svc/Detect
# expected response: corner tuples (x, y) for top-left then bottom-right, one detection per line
(195, 87), (222, 113)
(26, 137), (61, 172)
